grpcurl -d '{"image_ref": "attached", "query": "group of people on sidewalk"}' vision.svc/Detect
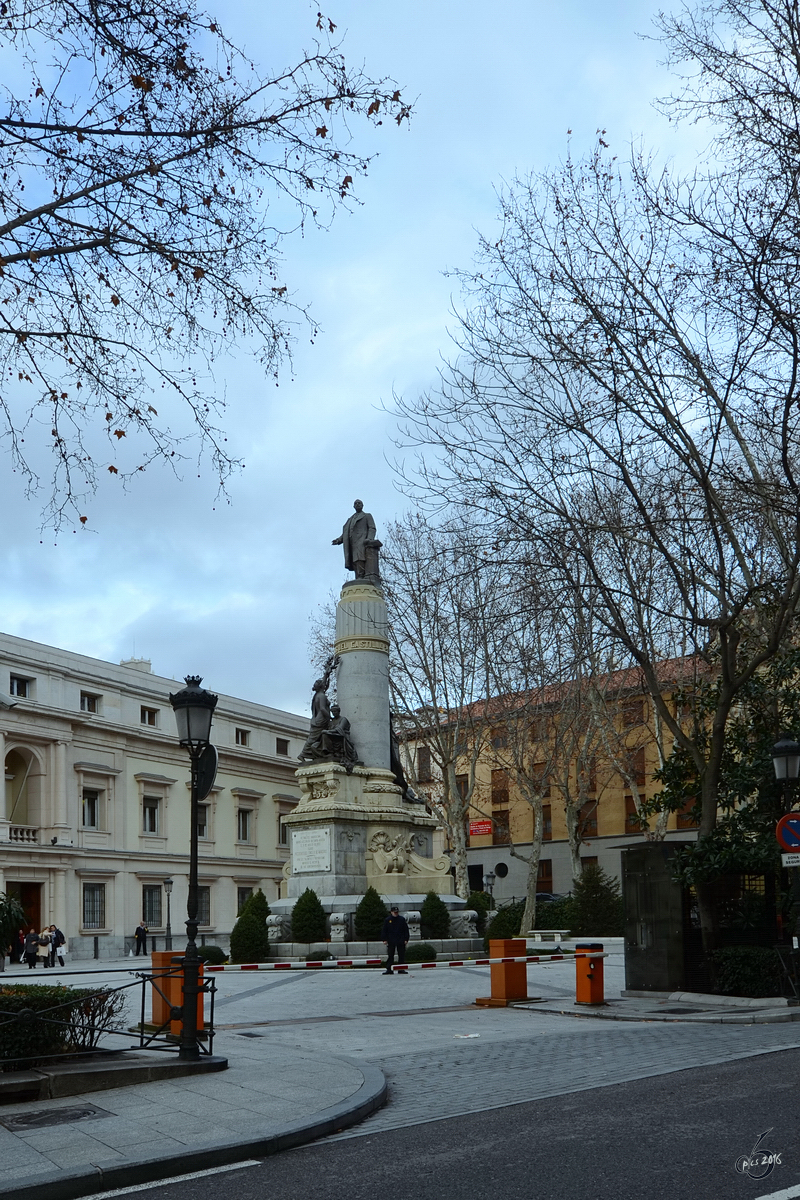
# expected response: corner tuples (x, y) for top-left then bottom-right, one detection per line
(16, 924), (67, 968)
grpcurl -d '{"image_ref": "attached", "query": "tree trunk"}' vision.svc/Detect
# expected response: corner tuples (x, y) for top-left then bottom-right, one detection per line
(519, 795), (544, 935)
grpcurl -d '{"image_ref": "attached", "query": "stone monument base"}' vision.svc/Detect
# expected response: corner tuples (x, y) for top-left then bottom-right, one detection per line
(268, 892), (477, 945)
(283, 762), (455, 899)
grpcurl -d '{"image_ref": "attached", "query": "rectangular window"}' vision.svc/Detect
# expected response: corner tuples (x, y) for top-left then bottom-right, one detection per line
(491, 768), (509, 807)
(9, 675), (29, 698)
(237, 886), (254, 915)
(532, 763), (551, 798)
(537, 858), (553, 891)
(279, 817), (289, 846)
(677, 797), (700, 829)
(80, 692), (99, 713)
(83, 883), (105, 929)
(455, 773), (468, 801)
(197, 804), (208, 839)
(237, 808), (251, 843)
(235, 728), (249, 747)
(82, 788), (100, 829)
(542, 803), (552, 841)
(585, 757), (598, 793)
(140, 706), (159, 726)
(578, 800), (597, 838)
(142, 884), (162, 927)
(276, 737), (290, 756)
(142, 796), (160, 834)
(622, 698), (645, 726)
(417, 745), (432, 782)
(632, 747), (646, 787)
(490, 725), (508, 749)
(530, 715), (549, 742)
(625, 794), (645, 833)
(197, 886), (211, 926)
(581, 856), (598, 871)
(492, 809), (510, 845)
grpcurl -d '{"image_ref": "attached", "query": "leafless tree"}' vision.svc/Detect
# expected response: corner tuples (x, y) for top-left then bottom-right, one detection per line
(381, 515), (502, 899)
(0, 2), (409, 525)
(397, 0), (800, 956)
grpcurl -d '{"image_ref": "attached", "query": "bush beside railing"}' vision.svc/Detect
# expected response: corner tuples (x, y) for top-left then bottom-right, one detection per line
(0, 984), (126, 1070)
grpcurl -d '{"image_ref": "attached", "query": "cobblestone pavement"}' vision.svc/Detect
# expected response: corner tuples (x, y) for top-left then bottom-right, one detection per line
(321, 1014), (800, 1140)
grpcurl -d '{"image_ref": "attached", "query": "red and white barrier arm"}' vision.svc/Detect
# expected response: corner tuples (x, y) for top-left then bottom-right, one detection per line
(204, 952), (608, 973)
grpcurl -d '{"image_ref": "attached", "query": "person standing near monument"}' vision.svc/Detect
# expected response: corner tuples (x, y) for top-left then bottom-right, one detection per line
(332, 500), (377, 579)
(381, 905), (410, 975)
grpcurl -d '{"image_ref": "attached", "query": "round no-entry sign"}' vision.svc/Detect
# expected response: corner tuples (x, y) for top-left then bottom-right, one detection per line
(776, 813), (800, 850)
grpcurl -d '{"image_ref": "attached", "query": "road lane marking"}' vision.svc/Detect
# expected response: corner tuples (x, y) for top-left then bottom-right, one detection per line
(80, 1159), (261, 1198)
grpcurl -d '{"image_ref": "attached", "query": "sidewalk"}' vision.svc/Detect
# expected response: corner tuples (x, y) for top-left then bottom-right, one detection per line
(0, 958), (385, 1200)
(516, 991), (800, 1024)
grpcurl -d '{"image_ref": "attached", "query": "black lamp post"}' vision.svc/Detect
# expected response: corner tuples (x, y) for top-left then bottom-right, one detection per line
(772, 733), (800, 812)
(164, 877), (173, 952)
(483, 870), (496, 903)
(169, 675), (218, 1061)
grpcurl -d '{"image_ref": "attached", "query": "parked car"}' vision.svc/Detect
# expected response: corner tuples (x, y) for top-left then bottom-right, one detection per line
(534, 892), (567, 904)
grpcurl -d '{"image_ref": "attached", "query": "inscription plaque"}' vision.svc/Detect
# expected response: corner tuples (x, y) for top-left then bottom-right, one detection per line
(292, 827), (331, 873)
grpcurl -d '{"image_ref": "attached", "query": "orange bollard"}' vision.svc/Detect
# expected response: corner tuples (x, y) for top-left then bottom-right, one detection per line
(475, 938), (529, 1007)
(150, 951), (204, 1034)
(575, 942), (604, 1005)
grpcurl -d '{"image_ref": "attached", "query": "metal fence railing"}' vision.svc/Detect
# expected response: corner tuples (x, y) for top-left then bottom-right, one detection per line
(0, 964), (217, 1069)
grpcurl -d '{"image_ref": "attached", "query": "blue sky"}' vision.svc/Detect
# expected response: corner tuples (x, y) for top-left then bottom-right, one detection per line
(0, 1), (699, 715)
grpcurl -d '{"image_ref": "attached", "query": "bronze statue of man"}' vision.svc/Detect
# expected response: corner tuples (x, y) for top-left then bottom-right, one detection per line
(332, 499), (377, 578)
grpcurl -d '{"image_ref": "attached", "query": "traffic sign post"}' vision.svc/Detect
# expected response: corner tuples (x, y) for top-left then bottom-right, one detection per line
(775, 813), (800, 851)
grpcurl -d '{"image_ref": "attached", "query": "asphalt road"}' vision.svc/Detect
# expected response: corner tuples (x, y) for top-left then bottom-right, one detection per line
(103, 1045), (800, 1200)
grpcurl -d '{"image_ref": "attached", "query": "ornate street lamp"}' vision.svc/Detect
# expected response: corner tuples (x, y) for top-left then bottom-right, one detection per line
(163, 877), (173, 952)
(772, 733), (800, 812)
(483, 870), (496, 899)
(169, 676), (218, 1061)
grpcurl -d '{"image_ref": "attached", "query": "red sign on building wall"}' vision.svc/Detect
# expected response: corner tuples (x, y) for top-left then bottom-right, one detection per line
(469, 819), (493, 837)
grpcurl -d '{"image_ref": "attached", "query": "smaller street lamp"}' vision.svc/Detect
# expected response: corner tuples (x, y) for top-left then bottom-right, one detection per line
(483, 870), (496, 899)
(164, 877), (173, 952)
(772, 733), (800, 812)
(169, 675), (218, 1061)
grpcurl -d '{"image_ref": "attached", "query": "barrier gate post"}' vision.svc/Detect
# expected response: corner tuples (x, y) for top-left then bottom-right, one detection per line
(476, 938), (529, 1007)
(575, 942), (605, 1005)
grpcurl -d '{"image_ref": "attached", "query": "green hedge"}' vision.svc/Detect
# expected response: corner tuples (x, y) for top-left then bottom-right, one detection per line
(405, 943), (437, 963)
(484, 901), (526, 950)
(711, 946), (784, 998)
(466, 891), (493, 936)
(291, 888), (327, 943)
(354, 887), (388, 940)
(0, 984), (126, 1070)
(420, 891), (450, 938)
(196, 944), (227, 965)
(230, 887), (270, 962)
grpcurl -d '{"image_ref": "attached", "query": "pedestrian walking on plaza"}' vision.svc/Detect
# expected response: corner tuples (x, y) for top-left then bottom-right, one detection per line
(36, 927), (52, 968)
(134, 920), (148, 955)
(23, 928), (39, 968)
(49, 924), (66, 967)
(381, 906), (410, 975)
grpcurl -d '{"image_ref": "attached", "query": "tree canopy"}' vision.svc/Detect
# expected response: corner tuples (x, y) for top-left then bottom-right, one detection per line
(0, 1), (408, 524)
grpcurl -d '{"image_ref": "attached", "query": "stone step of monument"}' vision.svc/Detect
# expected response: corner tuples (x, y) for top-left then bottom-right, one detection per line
(268, 938), (485, 961)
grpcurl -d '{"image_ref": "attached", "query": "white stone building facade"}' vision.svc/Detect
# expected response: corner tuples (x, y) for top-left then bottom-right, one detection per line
(0, 632), (307, 959)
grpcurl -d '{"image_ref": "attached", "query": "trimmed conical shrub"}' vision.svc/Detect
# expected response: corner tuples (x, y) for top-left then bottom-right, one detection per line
(291, 888), (327, 943)
(420, 890), (450, 939)
(229, 908), (270, 963)
(245, 888), (270, 926)
(354, 887), (388, 940)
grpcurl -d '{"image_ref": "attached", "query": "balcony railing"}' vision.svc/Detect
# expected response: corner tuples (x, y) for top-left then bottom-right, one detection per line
(8, 825), (38, 844)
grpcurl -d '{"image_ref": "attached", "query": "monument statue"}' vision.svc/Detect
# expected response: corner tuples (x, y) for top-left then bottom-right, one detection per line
(323, 704), (362, 772)
(332, 499), (378, 579)
(390, 714), (425, 803)
(298, 656), (362, 771)
(298, 654), (337, 763)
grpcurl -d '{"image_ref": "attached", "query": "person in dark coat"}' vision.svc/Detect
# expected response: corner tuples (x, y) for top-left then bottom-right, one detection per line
(23, 927), (40, 969)
(134, 921), (148, 955)
(381, 907), (410, 975)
